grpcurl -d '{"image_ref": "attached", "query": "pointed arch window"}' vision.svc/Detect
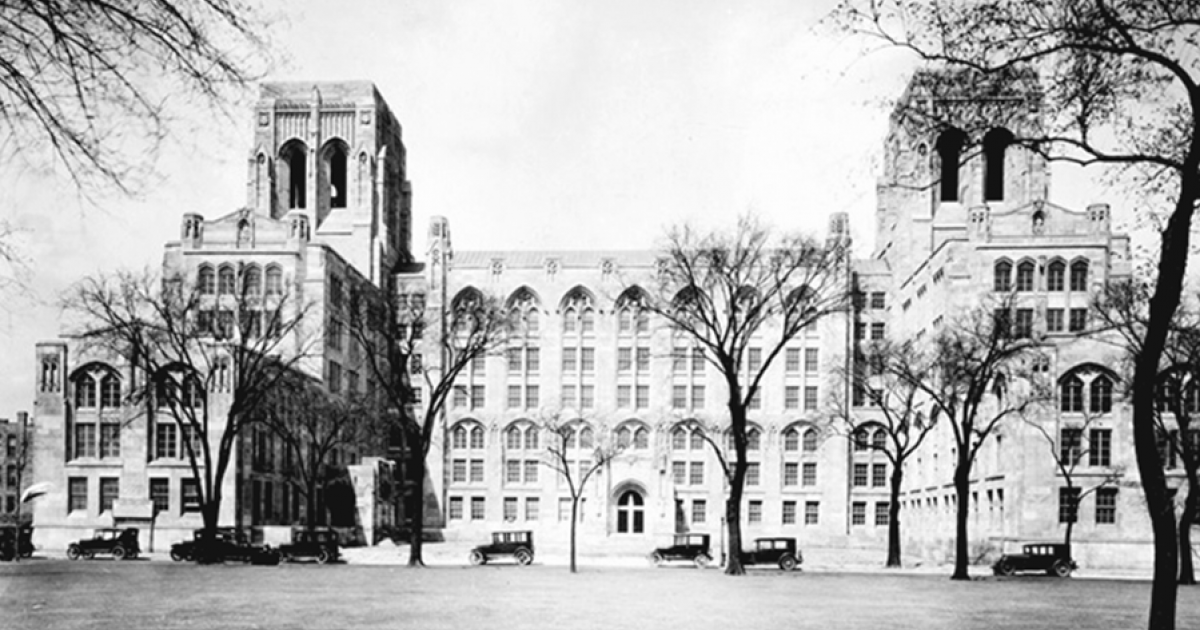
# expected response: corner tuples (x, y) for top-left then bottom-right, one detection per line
(198, 266), (215, 295)
(1016, 261), (1035, 292)
(99, 372), (121, 408)
(1047, 261), (1066, 292)
(1061, 375), (1084, 412)
(803, 428), (819, 452)
(984, 128), (1013, 202)
(1070, 260), (1089, 291)
(936, 129), (965, 202)
(328, 144), (347, 209)
(218, 266), (236, 295)
(243, 265), (262, 296)
(265, 266), (283, 296)
(280, 141), (307, 210)
(993, 260), (1012, 292)
(1090, 375), (1114, 413)
(74, 374), (97, 408)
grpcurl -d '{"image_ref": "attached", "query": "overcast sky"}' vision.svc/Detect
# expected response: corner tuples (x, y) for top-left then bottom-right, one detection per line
(0, 0), (1114, 416)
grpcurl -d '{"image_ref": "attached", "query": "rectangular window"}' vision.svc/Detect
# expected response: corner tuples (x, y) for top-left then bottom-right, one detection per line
(853, 463), (868, 487)
(581, 385), (594, 409)
(1059, 487), (1081, 523)
(504, 497), (518, 521)
(155, 423), (177, 459)
(470, 459), (485, 483)
(181, 478), (201, 513)
(507, 385), (522, 409)
(1061, 428), (1083, 465)
(748, 348), (762, 373)
(524, 460), (539, 484)
(562, 347), (577, 372)
(673, 385), (687, 409)
(692, 347), (704, 373)
(1069, 308), (1088, 332)
(68, 477), (87, 513)
(507, 347), (522, 372)
(782, 500), (797, 524)
(73, 423), (97, 459)
(636, 385), (649, 409)
(875, 502), (890, 526)
(805, 348), (819, 374)
(327, 360), (342, 394)
(1014, 308), (1034, 338)
(453, 385), (468, 408)
(786, 348), (801, 372)
(617, 385), (631, 408)
(471, 385), (485, 409)
(1047, 308), (1065, 333)
(526, 347), (540, 373)
(673, 347), (687, 373)
(872, 463), (887, 487)
(448, 496), (463, 520)
(470, 497), (486, 520)
(617, 348), (632, 372)
(150, 478), (169, 513)
(452, 459), (466, 483)
(525, 497), (539, 521)
(785, 386), (800, 410)
(506, 460), (521, 484)
(1090, 429), (1112, 466)
(525, 385), (539, 409)
(691, 385), (705, 410)
(561, 384), (577, 408)
(633, 347), (649, 373)
(689, 461), (704, 485)
(99, 423), (121, 458)
(802, 462), (817, 486)
(804, 386), (819, 411)
(748, 500), (762, 523)
(870, 292), (886, 310)
(804, 501), (819, 525)
(746, 462), (760, 486)
(672, 461), (686, 485)
(692, 499), (707, 524)
(1096, 487), (1117, 524)
(851, 501), (866, 525)
(783, 462), (799, 486)
(871, 322), (885, 340)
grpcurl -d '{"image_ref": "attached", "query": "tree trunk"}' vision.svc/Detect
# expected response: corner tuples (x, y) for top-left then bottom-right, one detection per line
(407, 451), (426, 567)
(1180, 482), (1198, 585)
(951, 458), (970, 581)
(197, 500), (222, 564)
(887, 464), (904, 568)
(570, 496), (580, 573)
(1134, 352), (1181, 628)
(305, 483), (319, 531)
(724, 496), (744, 575)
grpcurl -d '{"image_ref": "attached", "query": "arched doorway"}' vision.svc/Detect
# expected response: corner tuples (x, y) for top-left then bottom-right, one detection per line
(616, 489), (644, 534)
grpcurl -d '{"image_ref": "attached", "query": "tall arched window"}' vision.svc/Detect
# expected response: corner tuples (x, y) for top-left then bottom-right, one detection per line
(936, 128), (966, 202)
(198, 265), (215, 295)
(99, 372), (121, 408)
(994, 260), (1012, 292)
(470, 425), (485, 449)
(1090, 375), (1114, 413)
(803, 428), (818, 452)
(747, 427), (761, 451)
(616, 490), (645, 533)
(1061, 375), (1084, 412)
(279, 140), (308, 210)
(328, 143), (347, 209)
(218, 265), (236, 295)
(1016, 260), (1035, 292)
(243, 265), (262, 296)
(74, 373), (97, 408)
(1070, 260), (1089, 291)
(1047, 260), (1066, 292)
(265, 265), (283, 296)
(984, 128), (1014, 202)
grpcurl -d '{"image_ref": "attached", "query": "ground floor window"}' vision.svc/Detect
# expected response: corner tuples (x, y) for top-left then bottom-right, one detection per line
(99, 477), (119, 513)
(782, 500), (796, 524)
(805, 501), (819, 525)
(470, 497), (486, 520)
(150, 478), (169, 513)
(448, 496), (463, 520)
(525, 497), (539, 521)
(68, 477), (87, 513)
(692, 499), (706, 524)
(616, 490), (644, 533)
(1058, 487), (1080, 523)
(181, 479), (201, 513)
(875, 502), (890, 526)
(1096, 487), (1117, 524)
(748, 500), (762, 523)
(504, 497), (518, 521)
(851, 501), (866, 525)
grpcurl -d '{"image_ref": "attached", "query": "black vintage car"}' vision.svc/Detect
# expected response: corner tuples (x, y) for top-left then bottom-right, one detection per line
(67, 527), (141, 560)
(649, 533), (713, 568)
(468, 530), (534, 566)
(278, 528), (341, 564)
(170, 528), (280, 565)
(993, 543), (1077, 577)
(0, 526), (33, 561)
(739, 537), (802, 571)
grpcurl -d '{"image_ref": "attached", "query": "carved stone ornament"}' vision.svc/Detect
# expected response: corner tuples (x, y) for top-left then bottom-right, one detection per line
(545, 258), (560, 276)
(491, 258), (505, 276)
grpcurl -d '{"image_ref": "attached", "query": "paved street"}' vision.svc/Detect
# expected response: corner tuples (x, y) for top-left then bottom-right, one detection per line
(3, 557), (1200, 630)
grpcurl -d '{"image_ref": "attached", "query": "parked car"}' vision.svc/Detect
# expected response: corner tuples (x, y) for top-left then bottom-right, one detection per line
(649, 533), (713, 568)
(0, 526), (33, 561)
(992, 543), (1077, 577)
(67, 527), (141, 560)
(278, 528), (341, 564)
(170, 528), (279, 565)
(739, 537), (802, 571)
(468, 530), (534, 566)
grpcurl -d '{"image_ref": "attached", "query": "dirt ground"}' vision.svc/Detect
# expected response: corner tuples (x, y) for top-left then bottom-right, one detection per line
(3, 559), (1200, 630)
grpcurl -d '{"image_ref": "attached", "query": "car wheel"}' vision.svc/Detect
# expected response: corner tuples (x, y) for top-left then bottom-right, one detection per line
(111, 545), (127, 561)
(1052, 560), (1073, 578)
(779, 555), (798, 571)
(468, 550), (486, 566)
(67, 545), (82, 561)
(694, 553), (711, 569)
(996, 560), (1015, 577)
(170, 549), (185, 562)
(514, 549), (533, 566)
(649, 552), (664, 567)
(316, 549), (331, 564)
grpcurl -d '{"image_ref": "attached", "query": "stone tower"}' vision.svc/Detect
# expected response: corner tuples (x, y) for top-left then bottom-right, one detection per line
(245, 81), (413, 285)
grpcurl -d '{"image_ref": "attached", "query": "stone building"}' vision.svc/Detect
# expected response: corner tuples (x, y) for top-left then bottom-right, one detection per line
(0, 412), (31, 523)
(29, 82), (407, 551)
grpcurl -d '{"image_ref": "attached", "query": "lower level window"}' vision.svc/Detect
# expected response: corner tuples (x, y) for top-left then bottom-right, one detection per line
(448, 496), (463, 520)
(805, 501), (819, 525)
(150, 478), (169, 513)
(875, 502), (890, 526)
(851, 501), (866, 525)
(692, 499), (706, 524)
(748, 500), (762, 523)
(99, 477), (119, 513)
(525, 497), (539, 521)
(68, 477), (87, 513)
(1096, 487), (1117, 524)
(782, 500), (796, 525)
(470, 497), (486, 520)
(181, 479), (201, 513)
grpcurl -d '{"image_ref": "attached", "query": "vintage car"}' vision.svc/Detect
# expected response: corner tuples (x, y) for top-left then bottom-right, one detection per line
(67, 527), (141, 560)
(992, 543), (1077, 577)
(468, 530), (534, 566)
(170, 528), (280, 565)
(0, 526), (34, 561)
(278, 528), (341, 564)
(648, 533), (713, 568)
(739, 537), (802, 571)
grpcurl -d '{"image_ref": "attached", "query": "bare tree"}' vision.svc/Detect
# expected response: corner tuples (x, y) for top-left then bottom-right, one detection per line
(836, 2), (1200, 624)
(259, 372), (377, 532)
(349, 285), (511, 566)
(636, 214), (850, 575)
(1, 0), (271, 195)
(538, 412), (623, 573)
(833, 339), (939, 567)
(63, 268), (313, 560)
(890, 296), (1043, 579)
